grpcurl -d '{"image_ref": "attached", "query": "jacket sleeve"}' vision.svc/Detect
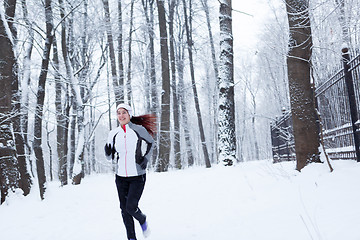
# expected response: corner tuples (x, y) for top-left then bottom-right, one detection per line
(133, 124), (154, 161)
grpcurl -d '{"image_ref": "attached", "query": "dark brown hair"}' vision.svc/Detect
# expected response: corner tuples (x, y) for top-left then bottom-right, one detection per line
(130, 114), (157, 137)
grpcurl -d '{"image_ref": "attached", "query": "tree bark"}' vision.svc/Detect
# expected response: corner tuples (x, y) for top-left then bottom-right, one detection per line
(168, 0), (181, 169)
(20, 0), (35, 177)
(141, 0), (158, 166)
(201, 0), (219, 162)
(285, 0), (320, 171)
(33, 0), (54, 199)
(335, 0), (350, 45)
(103, 0), (123, 105)
(5, 0), (32, 196)
(218, 0), (237, 166)
(117, 0), (125, 105)
(0, 6), (20, 204)
(156, 0), (171, 172)
(177, 47), (195, 166)
(53, 34), (68, 186)
(182, 0), (211, 168)
(126, 0), (135, 103)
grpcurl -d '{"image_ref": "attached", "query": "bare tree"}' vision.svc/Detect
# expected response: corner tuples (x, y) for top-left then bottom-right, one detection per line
(141, 0), (158, 166)
(32, 0), (55, 199)
(126, 0), (135, 103)
(218, 0), (237, 166)
(103, 0), (123, 106)
(20, 0), (34, 162)
(53, 34), (68, 186)
(118, 0), (125, 105)
(285, 0), (320, 171)
(0, 1), (20, 204)
(182, 0), (211, 168)
(201, 0), (219, 162)
(6, 0), (32, 196)
(176, 29), (195, 167)
(156, 0), (171, 172)
(168, 0), (181, 169)
(335, 0), (350, 45)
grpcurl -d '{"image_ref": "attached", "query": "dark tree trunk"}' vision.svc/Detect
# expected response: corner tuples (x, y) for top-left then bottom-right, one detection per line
(285, 0), (320, 171)
(156, 0), (171, 172)
(53, 35), (68, 186)
(117, 0), (125, 104)
(126, 0), (135, 103)
(141, 0), (158, 166)
(33, 0), (54, 199)
(5, 0), (32, 196)
(69, 98), (76, 178)
(103, 0), (123, 105)
(0, 7), (20, 204)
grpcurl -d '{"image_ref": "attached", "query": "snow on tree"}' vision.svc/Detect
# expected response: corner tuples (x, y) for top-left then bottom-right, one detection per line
(218, 0), (237, 166)
(0, 1), (21, 204)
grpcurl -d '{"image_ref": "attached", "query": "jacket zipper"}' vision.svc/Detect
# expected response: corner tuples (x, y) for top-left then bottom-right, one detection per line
(124, 125), (128, 177)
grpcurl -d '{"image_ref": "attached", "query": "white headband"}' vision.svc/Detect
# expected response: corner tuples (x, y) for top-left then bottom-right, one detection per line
(116, 103), (133, 118)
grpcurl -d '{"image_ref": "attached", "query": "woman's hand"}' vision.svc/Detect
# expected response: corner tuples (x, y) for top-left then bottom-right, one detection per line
(104, 143), (115, 156)
(137, 156), (148, 170)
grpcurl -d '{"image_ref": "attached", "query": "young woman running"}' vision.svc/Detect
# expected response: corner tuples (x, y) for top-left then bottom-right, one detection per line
(105, 103), (156, 240)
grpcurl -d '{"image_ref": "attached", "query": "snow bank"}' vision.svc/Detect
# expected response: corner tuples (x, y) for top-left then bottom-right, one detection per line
(1, 160), (359, 240)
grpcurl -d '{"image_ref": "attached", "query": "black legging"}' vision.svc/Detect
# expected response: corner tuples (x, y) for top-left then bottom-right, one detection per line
(115, 174), (147, 240)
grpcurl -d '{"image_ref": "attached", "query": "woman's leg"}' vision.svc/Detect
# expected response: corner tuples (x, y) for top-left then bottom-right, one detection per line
(115, 175), (137, 239)
(126, 174), (146, 225)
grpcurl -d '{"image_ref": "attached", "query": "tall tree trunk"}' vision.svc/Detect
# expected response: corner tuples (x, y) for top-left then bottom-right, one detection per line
(20, 0), (34, 177)
(126, 0), (135, 103)
(33, 0), (54, 199)
(69, 98), (76, 178)
(58, 0), (86, 184)
(168, 0), (181, 169)
(103, 0), (123, 106)
(250, 95), (259, 160)
(156, 0), (171, 172)
(182, 0), (211, 168)
(177, 47), (195, 166)
(53, 35), (67, 186)
(117, 0), (125, 104)
(201, 0), (219, 162)
(218, 0), (237, 166)
(335, 0), (350, 45)
(285, 0), (320, 171)
(0, 4), (20, 204)
(142, 0), (158, 166)
(201, 0), (219, 80)
(5, 0), (32, 196)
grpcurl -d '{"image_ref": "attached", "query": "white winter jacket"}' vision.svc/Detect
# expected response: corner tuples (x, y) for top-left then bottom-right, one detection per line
(106, 122), (154, 177)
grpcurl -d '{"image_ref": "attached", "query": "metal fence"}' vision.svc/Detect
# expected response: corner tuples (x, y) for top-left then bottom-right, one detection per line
(270, 110), (295, 163)
(271, 48), (360, 162)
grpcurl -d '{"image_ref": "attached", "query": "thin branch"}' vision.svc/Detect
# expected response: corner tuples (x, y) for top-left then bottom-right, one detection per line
(217, 0), (253, 17)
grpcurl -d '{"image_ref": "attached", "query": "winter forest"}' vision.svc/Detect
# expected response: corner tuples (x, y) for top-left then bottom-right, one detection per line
(1, 0), (360, 238)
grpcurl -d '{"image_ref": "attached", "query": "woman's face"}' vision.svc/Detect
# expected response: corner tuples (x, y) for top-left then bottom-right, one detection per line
(117, 108), (130, 126)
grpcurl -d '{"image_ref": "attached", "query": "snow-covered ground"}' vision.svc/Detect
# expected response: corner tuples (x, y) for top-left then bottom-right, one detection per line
(1, 160), (360, 240)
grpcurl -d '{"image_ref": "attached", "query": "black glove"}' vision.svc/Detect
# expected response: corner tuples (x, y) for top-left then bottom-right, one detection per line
(137, 156), (148, 170)
(105, 143), (114, 156)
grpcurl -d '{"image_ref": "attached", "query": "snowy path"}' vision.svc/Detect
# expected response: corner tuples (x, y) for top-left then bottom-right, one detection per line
(1, 160), (360, 240)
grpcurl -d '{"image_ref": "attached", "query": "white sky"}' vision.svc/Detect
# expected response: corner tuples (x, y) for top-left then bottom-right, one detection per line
(232, 0), (273, 51)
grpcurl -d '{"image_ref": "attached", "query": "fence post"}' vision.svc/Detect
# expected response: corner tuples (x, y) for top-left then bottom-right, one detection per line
(342, 47), (360, 162)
